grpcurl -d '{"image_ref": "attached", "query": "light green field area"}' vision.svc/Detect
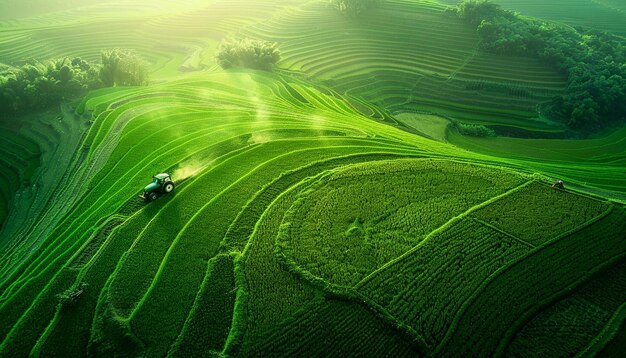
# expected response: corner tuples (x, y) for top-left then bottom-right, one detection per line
(0, 0), (625, 356)
(0, 0), (304, 78)
(395, 113), (450, 141)
(448, 125), (626, 193)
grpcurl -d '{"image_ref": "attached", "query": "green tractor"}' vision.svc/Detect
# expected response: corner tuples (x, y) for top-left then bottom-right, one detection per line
(140, 173), (175, 202)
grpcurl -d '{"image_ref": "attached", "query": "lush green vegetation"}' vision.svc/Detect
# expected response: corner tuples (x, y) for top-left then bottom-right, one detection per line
(99, 49), (149, 87)
(471, 181), (610, 246)
(278, 159), (527, 286)
(331, 0), (383, 15)
(216, 38), (281, 71)
(359, 216), (531, 347)
(0, 49), (148, 115)
(0, 0), (625, 356)
(0, 58), (100, 114)
(453, 0), (626, 131)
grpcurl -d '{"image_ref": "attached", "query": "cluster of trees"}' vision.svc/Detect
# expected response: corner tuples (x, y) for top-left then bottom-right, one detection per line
(453, 0), (626, 131)
(216, 38), (281, 71)
(0, 49), (148, 115)
(451, 120), (496, 137)
(330, 0), (383, 15)
(99, 49), (149, 87)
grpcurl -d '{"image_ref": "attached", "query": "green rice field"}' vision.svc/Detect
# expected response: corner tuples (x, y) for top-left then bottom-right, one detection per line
(0, 0), (625, 356)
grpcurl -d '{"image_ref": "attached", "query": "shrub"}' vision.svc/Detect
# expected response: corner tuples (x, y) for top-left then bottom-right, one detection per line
(330, 0), (383, 15)
(452, 121), (496, 137)
(99, 49), (149, 87)
(216, 38), (281, 71)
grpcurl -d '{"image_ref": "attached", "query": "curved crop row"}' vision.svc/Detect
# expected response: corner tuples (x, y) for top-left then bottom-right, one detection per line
(438, 205), (626, 356)
(247, 0), (567, 129)
(358, 217), (530, 347)
(277, 159), (528, 287)
(508, 257), (626, 356)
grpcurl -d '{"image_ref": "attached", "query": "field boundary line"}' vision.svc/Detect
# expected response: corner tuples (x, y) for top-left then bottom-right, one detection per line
(0, 127), (265, 294)
(496, 250), (626, 357)
(435, 204), (616, 354)
(578, 301), (626, 358)
(0, 143), (266, 347)
(102, 143), (264, 317)
(219, 151), (423, 252)
(222, 174), (322, 355)
(0, 132), (264, 302)
(470, 217), (535, 249)
(126, 142), (420, 321)
(29, 207), (148, 354)
(355, 179), (536, 289)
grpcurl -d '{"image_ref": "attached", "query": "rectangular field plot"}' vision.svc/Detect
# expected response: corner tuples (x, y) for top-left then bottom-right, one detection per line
(471, 182), (610, 246)
(358, 218), (530, 347)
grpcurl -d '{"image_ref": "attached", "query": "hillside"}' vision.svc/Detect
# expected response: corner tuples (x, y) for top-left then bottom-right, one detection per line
(1, 0), (625, 356)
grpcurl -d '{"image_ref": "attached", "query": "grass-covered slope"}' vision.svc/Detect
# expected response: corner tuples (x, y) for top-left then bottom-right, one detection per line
(447, 126), (626, 194)
(0, 126), (41, 229)
(1, 67), (621, 356)
(1, 0), (625, 356)
(0, 70), (456, 356)
(247, 0), (567, 130)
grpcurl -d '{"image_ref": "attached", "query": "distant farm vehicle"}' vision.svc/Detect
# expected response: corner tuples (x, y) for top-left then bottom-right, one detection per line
(140, 173), (175, 202)
(551, 180), (565, 190)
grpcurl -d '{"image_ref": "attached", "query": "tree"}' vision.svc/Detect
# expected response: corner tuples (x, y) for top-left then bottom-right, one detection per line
(331, 0), (383, 16)
(216, 38), (281, 71)
(455, 0), (511, 27)
(100, 49), (148, 87)
(454, 0), (626, 132)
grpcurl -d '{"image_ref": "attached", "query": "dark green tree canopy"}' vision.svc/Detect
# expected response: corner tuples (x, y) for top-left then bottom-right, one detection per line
(453, 0), (626, 132)
(216, 38), (281, 71)
(0, 49), (148, 117)
(330, 0), (383, 16)
(100, 49), (149, 87)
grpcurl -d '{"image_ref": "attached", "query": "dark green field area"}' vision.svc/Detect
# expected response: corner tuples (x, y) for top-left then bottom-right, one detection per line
(0, 0), (625, 356)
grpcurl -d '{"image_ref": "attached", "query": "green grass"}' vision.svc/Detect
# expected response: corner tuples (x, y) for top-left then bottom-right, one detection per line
(471, 181), (610, 246)
(438, 205), (626, 357)
(448, 126), (626, 194)
(359, 216), (531, 347)
(0, 125), (41, 230)
(247, 0), (567, 130)
(245, 296), (423, 357)
(277, 159), (528, 287)
(508, 257), (626, 356)
(0, 0), (625, 356)
(394, 112), (450, 141)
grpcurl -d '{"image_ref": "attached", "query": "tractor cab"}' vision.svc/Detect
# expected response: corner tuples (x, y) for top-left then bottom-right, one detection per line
(140, 173), (175, 202)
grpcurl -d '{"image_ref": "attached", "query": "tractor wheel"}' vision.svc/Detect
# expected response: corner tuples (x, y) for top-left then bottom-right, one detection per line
(164, 182), (175, 193)
(149, 192), (159, 201)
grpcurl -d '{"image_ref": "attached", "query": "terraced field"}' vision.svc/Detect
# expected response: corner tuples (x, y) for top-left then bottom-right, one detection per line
(1, 0), (626, 356)
(0, 124), (41, 230)
(482, 0), (626, 37)
(0, 0), (303, 77)
(247, 0), (568, 130)
(447, 125), (626, 195)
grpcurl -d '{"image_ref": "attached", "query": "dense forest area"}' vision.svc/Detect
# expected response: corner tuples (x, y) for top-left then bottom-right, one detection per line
(453, 0), (626, 132)
(0, 49), (147, 116)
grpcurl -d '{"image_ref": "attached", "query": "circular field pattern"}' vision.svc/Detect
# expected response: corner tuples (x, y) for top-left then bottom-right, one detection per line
(278, 159), (527, 286)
